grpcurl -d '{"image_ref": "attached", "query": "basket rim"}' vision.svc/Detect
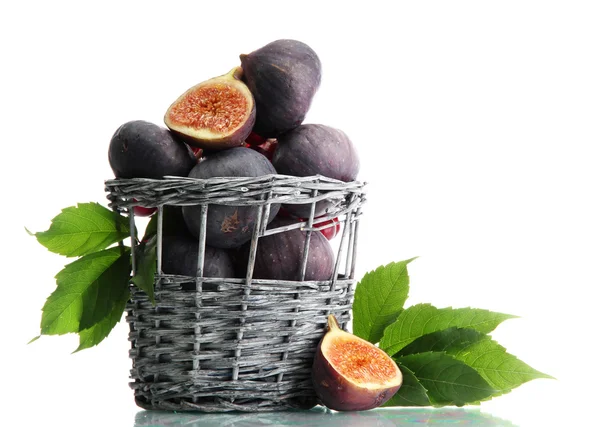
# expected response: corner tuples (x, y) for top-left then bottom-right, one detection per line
(104, 173), (367, 211)
(105, 173), (367, 187)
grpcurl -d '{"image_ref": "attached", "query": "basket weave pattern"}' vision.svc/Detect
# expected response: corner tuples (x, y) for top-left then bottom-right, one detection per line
(105, 174), (366, 412)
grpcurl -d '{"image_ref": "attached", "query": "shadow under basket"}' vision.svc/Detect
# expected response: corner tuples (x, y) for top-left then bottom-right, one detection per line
(105, 174), (367, 412)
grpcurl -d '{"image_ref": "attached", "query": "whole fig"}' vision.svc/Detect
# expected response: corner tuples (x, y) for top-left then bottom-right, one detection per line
(161, 234), (236, 279)
(240, 39), (321, 138)
(273, 124), (360, 182)
(239, 217), (334, 281)
(108, 120), (196, 179)
(182, 147), (279, 249)
(272, 124), (360, 217)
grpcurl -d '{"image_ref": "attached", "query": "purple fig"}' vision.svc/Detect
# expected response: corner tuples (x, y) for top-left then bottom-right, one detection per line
(240, 39), (321, 138)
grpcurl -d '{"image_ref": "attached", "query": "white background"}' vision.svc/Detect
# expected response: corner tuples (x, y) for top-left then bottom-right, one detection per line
(2, 1), (599, 426)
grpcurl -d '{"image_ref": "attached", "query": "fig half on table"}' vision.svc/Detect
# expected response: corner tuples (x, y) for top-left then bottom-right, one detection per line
(312, 315), (403, 411)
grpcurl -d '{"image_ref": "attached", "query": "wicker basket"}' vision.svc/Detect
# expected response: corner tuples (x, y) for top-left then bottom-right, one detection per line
(105, 174), (367, 412)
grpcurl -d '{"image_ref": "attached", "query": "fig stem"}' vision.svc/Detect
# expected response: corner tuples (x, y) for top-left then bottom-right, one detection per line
(327, 314), (341, 332)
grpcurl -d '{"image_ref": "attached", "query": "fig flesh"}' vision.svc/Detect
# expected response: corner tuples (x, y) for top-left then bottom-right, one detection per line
(240, 39), (321, 137)
(245, 131), (268, 146)
(250, 138), (278, 161)
(312, 315), (402, 411)
(164, 67), (255, 150)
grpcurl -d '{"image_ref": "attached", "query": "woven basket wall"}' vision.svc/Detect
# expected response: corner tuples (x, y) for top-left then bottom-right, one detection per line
(105, 174), (367, 412)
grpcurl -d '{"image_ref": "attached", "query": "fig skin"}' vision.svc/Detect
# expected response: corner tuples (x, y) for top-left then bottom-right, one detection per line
(164, 67), (256, 150)
(240, 39), (321, 138)
(272, 124), (360, 217)
(161, 205), (192, 238)
(161, 234), (237, 290)
(238, 217), (334, 281)
(273, 124), (360, 181)
(312, 315), (403, 412)
(108, 120), (196, 179)
(182, 147), (279, 249)
(161, 234), (236, 279)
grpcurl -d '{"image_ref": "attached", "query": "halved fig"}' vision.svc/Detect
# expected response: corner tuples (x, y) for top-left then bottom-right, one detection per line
(164, 67), (256, 150)
(312, 315), (403, 411)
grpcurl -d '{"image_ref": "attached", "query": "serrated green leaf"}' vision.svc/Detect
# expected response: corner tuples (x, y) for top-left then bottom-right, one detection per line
(75, 282), (130, 352)
(380, 304), (516, 357)
(397, 352), (497, 406)
(31, 202), (130, 257)
(398, 327), (487, 356)
(131, 237), (156, 304)
(447, 337), (554, 396)
(382, 364), (431, 407)
(41, 247), (131, 335)
(352, 258), (416, 344)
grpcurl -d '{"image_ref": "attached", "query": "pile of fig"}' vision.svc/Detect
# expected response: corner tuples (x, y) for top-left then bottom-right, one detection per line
(108, 38), (360, 277)
(108, 39), (400, 411)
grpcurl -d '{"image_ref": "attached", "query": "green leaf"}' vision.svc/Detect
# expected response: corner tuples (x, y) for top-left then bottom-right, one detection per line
(380, 304), (516, 357)
(397, 352), (497, 406)
(447, 337), (555, 396)
(75, 282), (130, 352)
(382, 364), (431, 407)
(398, 327), (487, 356)
(352, 258), (416, 344)
(79, 249), (131, 330)
(40, 247), (131, 335)
(131, 237), (156, 304)
(142, 212), (158, 242)
(31, 202), (130, 257)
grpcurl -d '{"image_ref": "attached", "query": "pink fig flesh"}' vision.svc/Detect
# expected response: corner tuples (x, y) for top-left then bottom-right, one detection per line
(164, 67), (256, 150)
(312, 315), (403, 411)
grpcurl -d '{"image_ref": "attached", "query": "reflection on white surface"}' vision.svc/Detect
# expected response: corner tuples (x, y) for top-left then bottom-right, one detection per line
(134, 406), (517, 426)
